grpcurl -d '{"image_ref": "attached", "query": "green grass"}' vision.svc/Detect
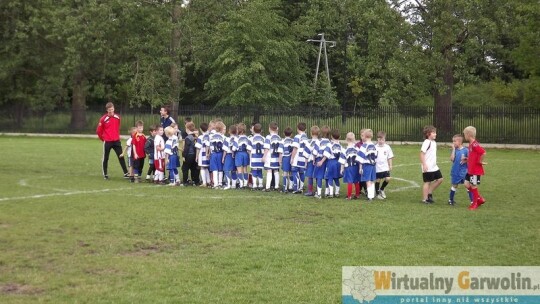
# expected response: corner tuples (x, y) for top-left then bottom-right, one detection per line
(0, 136), (539, 303)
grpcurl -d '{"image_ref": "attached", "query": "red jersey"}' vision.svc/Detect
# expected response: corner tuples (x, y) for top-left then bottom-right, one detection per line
(96, 113), (121, 142)
(132, 133), (147, 160)
(467, 140), (485, 175)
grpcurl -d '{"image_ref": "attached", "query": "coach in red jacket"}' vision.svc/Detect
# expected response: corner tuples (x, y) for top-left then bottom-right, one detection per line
(96, 102), (129, 180)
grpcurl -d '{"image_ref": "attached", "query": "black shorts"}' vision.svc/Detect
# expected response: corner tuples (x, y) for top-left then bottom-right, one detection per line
(376, 171), (390, 179)
(465, 174), (481, 186)
(423, 170), (443, 183)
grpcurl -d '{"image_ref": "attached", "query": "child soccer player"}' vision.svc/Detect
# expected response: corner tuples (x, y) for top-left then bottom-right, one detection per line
(463, 126), (487, 210)
(314, 126), (331, 198)
(375, 131), (394, 199)
(222, 124), (237, 190)
(181, 122), (199, 186)
(448, 134), (473, 206)
(209, 121), (226, 189)
(420, 125), (443, 204)
(234, 123), (250, 189)
(195, 122), (211, 187)
(343, 132), (361, 200)
(279, 127), (294, 193)
(324, 129), (344, 198)
(358, 129), (378, 201)
(303, 126), (319, 196)
(248, 123), (265, 190)
(145, 125), (157, 182)
(120, 127), (137, 182)
(263, 122), (281, 191)
(153, 126), (166, 184)
(164, 126), (180, 186)
(290, 122), (308, 194)
(131, 120), (147, 183)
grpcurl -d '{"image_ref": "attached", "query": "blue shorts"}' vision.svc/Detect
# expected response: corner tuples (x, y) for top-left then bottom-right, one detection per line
(235, 151), (249, 167)
(251, 169), (263, 178)
(291, 166), (304, 174)
(223, 154), (236, 172)
(305, 161), (314, 178)
(313, 159), (326, 179)
(209, 152), (224, 172)
(167, 154), (180, 170)
(451, 174), (465, 185)
(281, 156), (292, 172)
(343, 165), (360, 183)
(324, 159), (341, 179)
(361, 164), (376, 182)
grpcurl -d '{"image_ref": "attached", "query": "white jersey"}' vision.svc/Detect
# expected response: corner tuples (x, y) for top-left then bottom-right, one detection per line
(154, 134), (165, 160)
(421, 139), (439, 172)
(125, 138), (133, 158)
(375, 144), (394, 173)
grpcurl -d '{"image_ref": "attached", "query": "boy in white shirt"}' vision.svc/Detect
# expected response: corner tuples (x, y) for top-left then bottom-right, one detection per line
(420, 125), (443, 204)
(375, 131), (394, 199)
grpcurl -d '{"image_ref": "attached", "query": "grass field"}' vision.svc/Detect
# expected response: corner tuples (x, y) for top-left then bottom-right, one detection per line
(0, 136), (539, 303)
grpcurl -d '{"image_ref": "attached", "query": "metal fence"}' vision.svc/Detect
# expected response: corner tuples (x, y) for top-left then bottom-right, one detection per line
(1, 104), (539, 144)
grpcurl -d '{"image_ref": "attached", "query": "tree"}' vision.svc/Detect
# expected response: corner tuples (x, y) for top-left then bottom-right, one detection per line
(205, 0), (308, 112)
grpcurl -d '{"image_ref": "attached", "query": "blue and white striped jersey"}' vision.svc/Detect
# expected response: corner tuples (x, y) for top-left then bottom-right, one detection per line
(234, 135), (250, 153)
(248, 134), (265, 169)
(209, 132), (226, 153)
(315, 138), (331, 159)
(344, 146), (360, 167)
(264, 133), (282, 169)
(280, 137), (294, 157)
(358, 142), (378, 165)
(195, 132), (210, 164)
(324, 141), (344, 160)
(291, 133), (309, 168)
(164, 136), (179, 156)
(223, 135), (237, 154)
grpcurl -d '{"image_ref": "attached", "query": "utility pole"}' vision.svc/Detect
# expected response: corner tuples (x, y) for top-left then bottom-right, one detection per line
(307, 33), (336, 89)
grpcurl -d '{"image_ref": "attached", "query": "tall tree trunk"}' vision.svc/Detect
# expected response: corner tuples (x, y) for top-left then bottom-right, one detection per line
(169, 0), (182, 122)
(71, 72), (87, 130)
(433, 62), (453, 137)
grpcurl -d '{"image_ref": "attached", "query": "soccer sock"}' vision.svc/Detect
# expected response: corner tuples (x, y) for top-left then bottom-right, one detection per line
(375, 181), (380, 194)
(282, 176), (288, 192)
(273, 171), (280, 189)
(325, 179), (329, 196)
(467, 189), (474, 202)
(244, 173), (249, 186)
(212, 171), (218, 187)
(334, 179), (340, 195)
(308, 178), (313, 193)
(218, 172), (223, 186)
(450, 187), (456, 201)
(225, 171), (232, 187)
(381, 180), (389, 191)
(328, 180), (334, 196)
(354, 182), (360, 197)
(258, 177), (264, 188)
(200, 170), (207, 185)
(367, 184), (375, 199)
(470, 187), (479, 203)
(292, 172), (298, 191)
(361, 181), (367, 193)
(169, 170), (175, 183)
(347, 183), (353, 198)
(266, 171), (272, 189)
(299, 172), (305, 189)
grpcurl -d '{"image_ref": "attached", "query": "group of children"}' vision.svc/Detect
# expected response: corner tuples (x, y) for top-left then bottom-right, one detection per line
(120, 118), (486, 209)
(420, 125), (487, 210)
(121, 119), (395, 201)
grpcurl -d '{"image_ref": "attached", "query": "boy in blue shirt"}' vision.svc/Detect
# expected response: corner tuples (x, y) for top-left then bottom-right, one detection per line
(195, 122), (210, 187)
(234, 123), (250, 189)
(448, 134), (473, 206)
(209, 121), (226, 189)
(323, 129), (345, 198)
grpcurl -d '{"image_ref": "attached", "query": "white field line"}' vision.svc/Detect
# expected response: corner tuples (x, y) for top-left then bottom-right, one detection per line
(388, 177), (420, 193)
(0, 187), (149, 202)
